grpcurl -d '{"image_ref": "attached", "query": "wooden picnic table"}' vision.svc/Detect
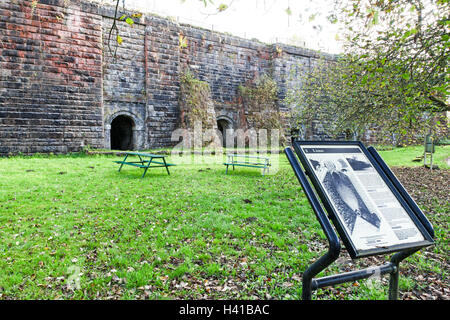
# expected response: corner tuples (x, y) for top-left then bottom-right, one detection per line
(114, 152), (175, 178)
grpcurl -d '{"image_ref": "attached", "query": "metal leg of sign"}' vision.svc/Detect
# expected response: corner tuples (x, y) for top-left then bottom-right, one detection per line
(305, 248), (415, 300)
(302, 240), (420, 301)
(302, 250), (340, 300)
(285, 147), (341, 300)
(304, 250), (421, 300)
(388, 248), (420, 300)
(312, 263), (396, 291)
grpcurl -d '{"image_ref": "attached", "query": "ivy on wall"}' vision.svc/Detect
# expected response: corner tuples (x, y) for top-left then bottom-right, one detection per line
(238, 75), (287, 144)
(179, 68), (217, 130)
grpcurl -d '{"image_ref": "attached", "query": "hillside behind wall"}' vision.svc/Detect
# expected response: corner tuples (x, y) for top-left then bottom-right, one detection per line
(0, 0), (333, 155)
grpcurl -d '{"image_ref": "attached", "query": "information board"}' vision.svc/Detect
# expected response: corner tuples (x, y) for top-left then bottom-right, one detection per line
(293, 141), (433, 258)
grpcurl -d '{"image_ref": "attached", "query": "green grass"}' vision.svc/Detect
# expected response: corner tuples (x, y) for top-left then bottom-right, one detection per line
(377, 144), (449, 169)
(0, 146), (448, 300)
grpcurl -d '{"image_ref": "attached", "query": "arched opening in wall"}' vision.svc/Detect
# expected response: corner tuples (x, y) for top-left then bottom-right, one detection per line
(111, 115), (134, 150)
(217, 118), (233, 147)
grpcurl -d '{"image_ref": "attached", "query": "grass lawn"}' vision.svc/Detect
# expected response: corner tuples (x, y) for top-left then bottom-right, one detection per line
(0, 145), (448, 300)
(376, 144), (450, 169)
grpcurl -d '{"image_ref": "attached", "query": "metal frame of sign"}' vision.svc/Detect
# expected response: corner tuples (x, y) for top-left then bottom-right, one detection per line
(285, 141), (435, 300)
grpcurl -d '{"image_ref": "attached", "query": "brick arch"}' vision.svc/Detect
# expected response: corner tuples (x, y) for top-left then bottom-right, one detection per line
(216, 115), (234, 147)
(104, 111), (145, 150)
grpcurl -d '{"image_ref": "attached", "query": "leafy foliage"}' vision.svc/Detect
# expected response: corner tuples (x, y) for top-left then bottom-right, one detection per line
(238, 75), (287, 144)
(339, 0), (449, 110)
(288, 0), (449, 144)
(179, 69), (216, 130)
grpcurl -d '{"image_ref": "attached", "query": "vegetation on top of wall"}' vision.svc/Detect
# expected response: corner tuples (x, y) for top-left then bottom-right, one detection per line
(238, 75), (287, 144)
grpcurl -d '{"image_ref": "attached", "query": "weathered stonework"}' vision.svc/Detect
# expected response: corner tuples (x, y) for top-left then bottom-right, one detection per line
(0, 0), (103, 154)
(0, 0), (333, 155)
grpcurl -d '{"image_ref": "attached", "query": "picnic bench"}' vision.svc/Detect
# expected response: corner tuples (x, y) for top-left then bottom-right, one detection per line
(114, 152), (175, 178)
(224, 153), (270, 175)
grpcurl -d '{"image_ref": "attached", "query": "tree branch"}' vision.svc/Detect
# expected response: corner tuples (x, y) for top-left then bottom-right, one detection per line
(107, 0), (120, 58)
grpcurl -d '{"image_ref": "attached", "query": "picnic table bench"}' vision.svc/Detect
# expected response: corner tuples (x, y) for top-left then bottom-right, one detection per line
(224, 153), (270, 175)
(114, 152), (175, 178)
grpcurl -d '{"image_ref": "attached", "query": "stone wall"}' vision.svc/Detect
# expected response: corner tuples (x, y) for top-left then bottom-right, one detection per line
(0, 0), (332, 155)
(179, 25), (272, 131)
(145, 16), (181, 149)
(0, 0), (104, 154)
(101, 13), (147, 150)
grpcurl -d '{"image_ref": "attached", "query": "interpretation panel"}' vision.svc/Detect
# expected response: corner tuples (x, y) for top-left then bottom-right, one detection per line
(293, 141), (433, 258)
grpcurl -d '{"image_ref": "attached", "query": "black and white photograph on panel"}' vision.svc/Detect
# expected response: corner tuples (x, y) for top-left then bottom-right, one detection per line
(300, 144), (427, 254)
(345, 155), (374, 172)
(308, 156), (380, 234)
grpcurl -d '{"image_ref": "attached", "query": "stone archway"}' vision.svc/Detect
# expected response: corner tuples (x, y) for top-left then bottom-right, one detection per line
(105, 111), (145, 150)
(111, 115), (134, 150)
(216, 116), (234, 147)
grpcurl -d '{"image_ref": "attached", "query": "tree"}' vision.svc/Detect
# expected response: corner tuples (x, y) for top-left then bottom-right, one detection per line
(340, 0), (449, 111)
(288, 0), (449, 144)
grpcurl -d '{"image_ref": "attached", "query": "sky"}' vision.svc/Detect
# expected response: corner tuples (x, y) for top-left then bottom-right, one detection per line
(97, 0), (343, 54)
